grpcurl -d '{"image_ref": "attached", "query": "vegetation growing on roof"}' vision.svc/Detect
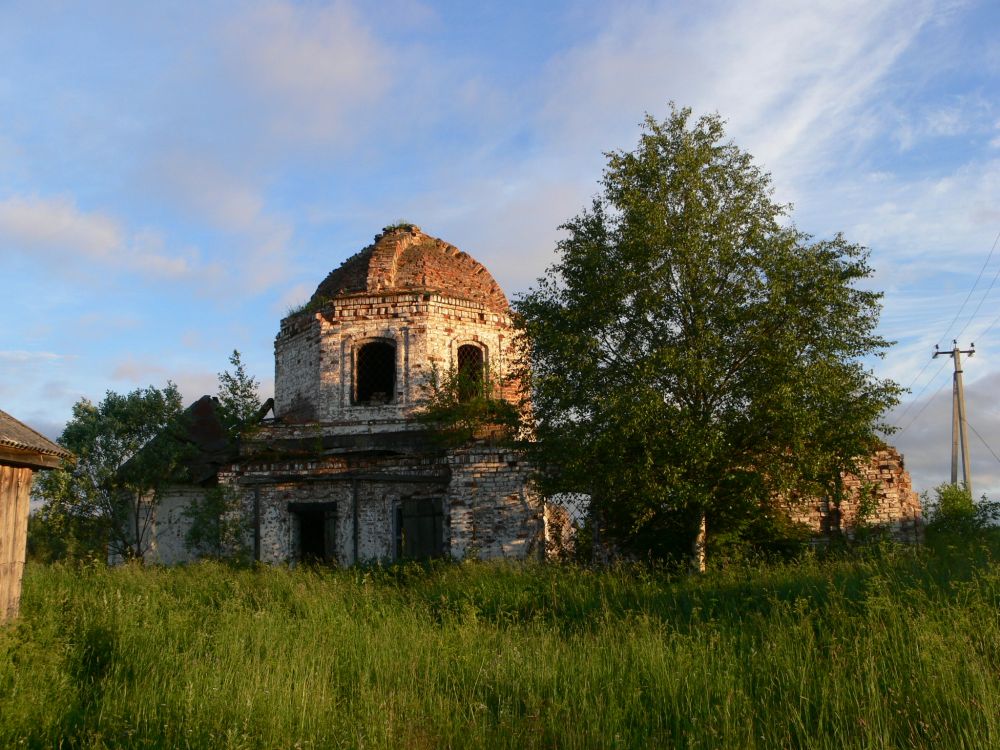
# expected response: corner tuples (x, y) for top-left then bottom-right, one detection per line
(382, 219), (417, 232)
(285, 294), (331, 318)
(216, 350), (262, 437)
(415, 365), (521, 448)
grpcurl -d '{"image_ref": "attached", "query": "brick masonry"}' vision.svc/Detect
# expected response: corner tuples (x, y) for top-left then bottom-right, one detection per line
(133, 225), (921, 564)
(274, 292), (519, 424)
(788, 447), (923, 542)
(138, 226), (546, 566)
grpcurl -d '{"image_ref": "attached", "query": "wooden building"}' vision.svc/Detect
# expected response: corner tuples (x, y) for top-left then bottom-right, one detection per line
(1, 409), (72, 623)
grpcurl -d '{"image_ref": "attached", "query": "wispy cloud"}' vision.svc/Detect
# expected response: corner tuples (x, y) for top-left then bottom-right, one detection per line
(0, 350), (71, 362)
(0, 195), (198, 280)
(143, 152), (294, 291)
(409, 0), (941, 296)
(0, 194), (121, 258)
(110, 357), (168, 383)
(536, 0), (936, 192)
(222, 0), (392, 144)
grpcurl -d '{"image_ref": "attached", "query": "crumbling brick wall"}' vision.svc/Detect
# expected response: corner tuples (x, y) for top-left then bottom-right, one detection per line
(789, 447), (922, 542)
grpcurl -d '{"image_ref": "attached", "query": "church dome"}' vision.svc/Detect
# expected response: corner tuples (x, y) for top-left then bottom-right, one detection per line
(310, 224), (509, 314)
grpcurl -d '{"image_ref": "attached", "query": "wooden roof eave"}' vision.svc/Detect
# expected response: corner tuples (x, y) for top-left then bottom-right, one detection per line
(0, 444), (67, 470)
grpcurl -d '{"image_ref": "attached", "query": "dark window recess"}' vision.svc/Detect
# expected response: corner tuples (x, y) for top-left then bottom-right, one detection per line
(293, 505), (337, 564)
(456, 344), (484, 401)
(356, 341), (396, 404)
(396, 498), (444, 560)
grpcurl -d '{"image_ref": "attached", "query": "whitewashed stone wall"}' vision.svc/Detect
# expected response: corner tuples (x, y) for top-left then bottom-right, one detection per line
(274, 318), (322, 422)
(136, 254), (544, 567)
(274, 292), (518, 424)
(115, 487), (205, 565)
(145, 489), (205, 564)
(446, 447), (544, 560)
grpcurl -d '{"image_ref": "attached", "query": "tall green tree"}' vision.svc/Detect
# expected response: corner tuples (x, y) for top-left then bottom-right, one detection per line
(514, 106), (901, 566)
(31, 384), (188, 561)
(216, 350), (261, 436)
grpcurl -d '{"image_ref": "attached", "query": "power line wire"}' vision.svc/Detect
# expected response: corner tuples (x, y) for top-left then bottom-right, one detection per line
(938, 232), (1000, 344)
(967, 420), (1000, 466)
(896, 373), (952, 434)
(954, 229), (1000, 342)
(893, 356), (950, 428)
(973, 307), (1000, 344)
(893, 229), (999, 426)
(897, 351), (937, 401)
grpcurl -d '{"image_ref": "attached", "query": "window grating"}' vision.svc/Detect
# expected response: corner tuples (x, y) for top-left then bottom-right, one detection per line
(356, 341), (396, 404)
(456, 344), (484, 402)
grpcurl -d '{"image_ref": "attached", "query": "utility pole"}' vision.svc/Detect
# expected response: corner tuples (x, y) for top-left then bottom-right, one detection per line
(933, 341), (975, 494)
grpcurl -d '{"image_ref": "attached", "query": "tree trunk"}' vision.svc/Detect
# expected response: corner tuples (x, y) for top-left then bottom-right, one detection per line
(691, 511), (706, 574)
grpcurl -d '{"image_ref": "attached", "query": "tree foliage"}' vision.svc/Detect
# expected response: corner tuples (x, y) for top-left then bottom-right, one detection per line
(30, 383), (189, 561)
(216, 350), (262, 435)
(31, 352), (265, 563)
(415, 365), (521, 447)
(924, 483), (1000, 539)
(514, 106), (901, 563)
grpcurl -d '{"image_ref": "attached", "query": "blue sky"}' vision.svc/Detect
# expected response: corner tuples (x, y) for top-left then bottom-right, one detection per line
(2, 0), (1000, 496)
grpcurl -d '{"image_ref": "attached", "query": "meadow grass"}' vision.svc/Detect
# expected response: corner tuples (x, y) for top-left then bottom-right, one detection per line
(1, 536), (998, 749)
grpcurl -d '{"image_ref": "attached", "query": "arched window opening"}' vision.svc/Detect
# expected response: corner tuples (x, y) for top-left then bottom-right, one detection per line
(355, 341), (396, 405)
(456, 344), (485, 402)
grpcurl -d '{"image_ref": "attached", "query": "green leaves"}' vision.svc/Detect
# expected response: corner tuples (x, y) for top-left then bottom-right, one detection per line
(515, 105), (900, 562)
(414, 365), (521, 448)
(216, 350), (262, 435)
(30, 383), (188, 561)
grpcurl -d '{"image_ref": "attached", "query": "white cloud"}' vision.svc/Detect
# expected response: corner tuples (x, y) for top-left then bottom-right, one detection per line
(143, 151), (295, 293)
(0, 194), (122, 258)
(0, 195), (198, 280)
(110, 357), (168, 383)
(148, 153), (265, 232)
(0, 350), (70, 362)
(536, 0), (936, 193)
(223, 0), (391, 143)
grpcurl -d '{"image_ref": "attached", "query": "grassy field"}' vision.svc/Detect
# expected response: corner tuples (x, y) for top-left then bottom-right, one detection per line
(1, 537), (999, 749)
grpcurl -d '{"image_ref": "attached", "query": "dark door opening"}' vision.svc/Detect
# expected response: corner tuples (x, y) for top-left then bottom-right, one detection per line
(289, 502), (337, 564)
(396, 498), (444, 560)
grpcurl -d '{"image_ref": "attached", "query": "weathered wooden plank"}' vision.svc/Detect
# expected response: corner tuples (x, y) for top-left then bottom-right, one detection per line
(8, 467), (32, 621)
(0, 465), (14, 622)
(0, 446), (61, 470)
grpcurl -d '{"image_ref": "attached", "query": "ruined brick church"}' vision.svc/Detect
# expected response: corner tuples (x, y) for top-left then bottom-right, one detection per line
(137, 224), (922, 566)
(145, 225), (552, 565)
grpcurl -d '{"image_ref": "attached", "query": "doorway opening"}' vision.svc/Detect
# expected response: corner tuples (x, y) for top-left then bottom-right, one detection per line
(396, 497), (444, 560)
(289, 502), (337, 564)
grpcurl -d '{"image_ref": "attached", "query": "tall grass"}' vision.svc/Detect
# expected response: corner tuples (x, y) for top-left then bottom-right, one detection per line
(1, 537), (998, 749)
